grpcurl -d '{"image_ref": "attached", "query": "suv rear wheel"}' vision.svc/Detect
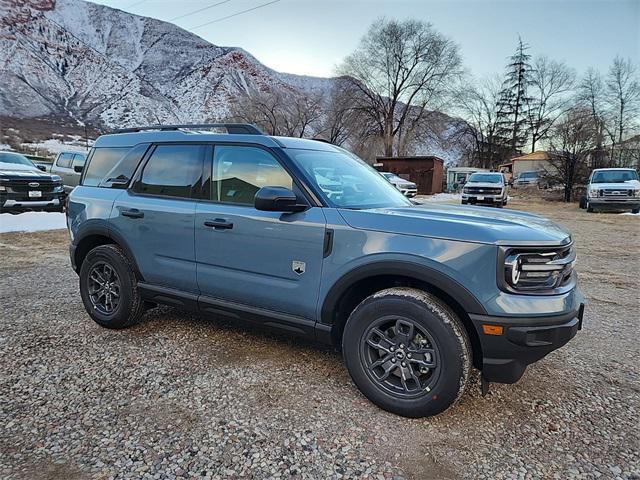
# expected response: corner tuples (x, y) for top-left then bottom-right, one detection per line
(79, 245), (145, 329)
(342, 287), (471, 418)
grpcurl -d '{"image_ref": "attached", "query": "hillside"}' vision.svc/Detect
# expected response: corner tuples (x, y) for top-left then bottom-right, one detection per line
(0, 0), (467, 163)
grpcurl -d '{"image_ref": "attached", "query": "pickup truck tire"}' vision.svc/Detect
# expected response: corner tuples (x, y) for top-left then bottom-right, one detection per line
(342, 287), (471, 418)
(79, 244), (145, 329)
(632, 208), (639, 214)
(586, 201), (594, 213)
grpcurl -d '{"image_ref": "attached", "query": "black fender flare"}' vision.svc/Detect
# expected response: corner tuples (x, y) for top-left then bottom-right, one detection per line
(72, 221), (143, 279)
(319, 260), (487, 327)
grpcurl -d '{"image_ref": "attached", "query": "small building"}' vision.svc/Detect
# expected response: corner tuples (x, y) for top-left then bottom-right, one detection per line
(445, 167), (489, 192)
(374, 156), (444, 195)
(500, 151), (554, 180)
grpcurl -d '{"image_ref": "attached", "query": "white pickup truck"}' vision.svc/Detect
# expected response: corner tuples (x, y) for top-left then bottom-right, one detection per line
(581, 168), (640, 213)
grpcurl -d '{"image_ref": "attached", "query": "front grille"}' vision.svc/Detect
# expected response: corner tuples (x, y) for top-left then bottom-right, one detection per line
(4, 179), (57, 193)
(466, 187), (502, 195)
(602, 189), (633, 197)
(501, 244), (576, 294)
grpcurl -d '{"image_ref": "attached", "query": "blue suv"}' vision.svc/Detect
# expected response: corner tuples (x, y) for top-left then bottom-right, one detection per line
(67, 124), (584, 417)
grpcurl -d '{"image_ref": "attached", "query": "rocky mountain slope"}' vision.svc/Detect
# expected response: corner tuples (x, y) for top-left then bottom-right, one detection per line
(0, 0), (467, 163)
(1, 0), (333, 127)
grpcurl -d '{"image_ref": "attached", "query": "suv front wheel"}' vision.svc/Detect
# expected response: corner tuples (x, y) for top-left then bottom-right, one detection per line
(342, 288), (471, 417)
(79, 245), (145, 329)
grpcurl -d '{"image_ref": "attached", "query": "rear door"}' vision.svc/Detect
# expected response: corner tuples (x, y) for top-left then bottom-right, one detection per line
(69, 153), (87, 188)
(53, 153), (74, 188)
(110, 144), (206, 293)
(194, 144), (326, 320)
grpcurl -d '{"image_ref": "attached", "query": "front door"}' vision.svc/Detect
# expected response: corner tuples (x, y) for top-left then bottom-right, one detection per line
(195, 144), (326, 320)
(110, 144), (206, 293)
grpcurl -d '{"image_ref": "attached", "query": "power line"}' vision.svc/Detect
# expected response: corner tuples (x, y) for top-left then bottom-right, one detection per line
(169, 0), (233, 22)
(190, 0), (281, 30)
(126, 0), (148, 8)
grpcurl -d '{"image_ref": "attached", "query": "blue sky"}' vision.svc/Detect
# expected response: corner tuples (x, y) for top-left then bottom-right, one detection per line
(92, 0), (639, 78)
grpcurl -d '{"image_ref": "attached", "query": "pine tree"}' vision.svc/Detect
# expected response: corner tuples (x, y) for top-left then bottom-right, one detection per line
(496, 37), (534, 155)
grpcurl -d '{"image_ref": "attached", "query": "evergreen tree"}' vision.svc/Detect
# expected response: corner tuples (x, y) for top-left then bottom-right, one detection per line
(496, 37), (534, 155)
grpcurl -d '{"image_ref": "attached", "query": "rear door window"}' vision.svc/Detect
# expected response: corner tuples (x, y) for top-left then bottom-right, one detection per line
(56, 153), (74, 168)
(83, 147), (131, 187)
(132, 144), (205, 198)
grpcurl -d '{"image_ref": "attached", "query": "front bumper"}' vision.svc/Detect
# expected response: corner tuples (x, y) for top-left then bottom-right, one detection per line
(588, 197), (640, 210)
(1, 194), (66, 212)
(462, 194), (503, 204)
(470, 303), (584, 383)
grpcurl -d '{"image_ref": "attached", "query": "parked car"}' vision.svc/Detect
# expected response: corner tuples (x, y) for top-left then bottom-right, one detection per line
(0, 151), (66, 214)
(380, 172), (418, 197)
(67, 123), (584, 418)
(461, 172), (508, 207)
(513, 170), (540, 188)
(580, 168), (640, 213)
(50, 151), (88, 192)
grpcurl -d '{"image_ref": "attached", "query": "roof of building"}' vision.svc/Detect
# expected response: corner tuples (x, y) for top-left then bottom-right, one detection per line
(511, 151), (552, 162)
(376, 155), (444, 163)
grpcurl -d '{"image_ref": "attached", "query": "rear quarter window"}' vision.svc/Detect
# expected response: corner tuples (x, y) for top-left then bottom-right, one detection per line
(82, 146), (146, 187)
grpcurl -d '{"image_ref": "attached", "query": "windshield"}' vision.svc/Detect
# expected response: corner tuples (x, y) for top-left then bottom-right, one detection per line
(591, 170), (639, 183)
(468, 173), (502, 183)
(519, 172), (538, 179)
(0, 152), (35, 167)
(288, 149), (412, 209)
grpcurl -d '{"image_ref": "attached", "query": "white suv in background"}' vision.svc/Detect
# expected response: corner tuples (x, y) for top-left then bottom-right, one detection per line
(380, 172), (418, 197)
(461, 172), (508, 207)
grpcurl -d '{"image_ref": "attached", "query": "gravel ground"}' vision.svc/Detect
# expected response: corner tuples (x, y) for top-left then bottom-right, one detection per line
(0, 201), (639, 480)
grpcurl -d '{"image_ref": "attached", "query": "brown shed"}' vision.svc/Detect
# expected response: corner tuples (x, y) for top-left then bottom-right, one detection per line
(374, 156), (444, 195)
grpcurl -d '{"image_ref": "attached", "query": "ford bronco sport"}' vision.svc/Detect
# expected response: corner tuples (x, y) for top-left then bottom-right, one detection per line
(67, 124), (584, 417)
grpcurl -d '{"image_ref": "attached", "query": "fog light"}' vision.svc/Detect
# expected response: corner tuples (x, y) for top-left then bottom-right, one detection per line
(482, 324), (504, 336)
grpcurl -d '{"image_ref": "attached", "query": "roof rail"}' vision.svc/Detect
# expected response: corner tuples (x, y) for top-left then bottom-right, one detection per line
(111, 123), (264, 135)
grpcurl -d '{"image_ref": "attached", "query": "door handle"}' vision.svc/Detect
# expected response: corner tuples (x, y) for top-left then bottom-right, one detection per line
(121, 208), (144, 219)
(204, 218), (233, 230)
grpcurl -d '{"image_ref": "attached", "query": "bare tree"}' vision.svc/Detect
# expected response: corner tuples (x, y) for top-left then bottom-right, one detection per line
(455, 75), (504, 168)
(604, 56), (640, 162)
(338, 18), (462, 157)
(543, 108), (596, 202)
(228, 88), (323, 138)
(526, 56), (576, 152)
(316, 79), (365, 146)
(576, 68), (607, 167)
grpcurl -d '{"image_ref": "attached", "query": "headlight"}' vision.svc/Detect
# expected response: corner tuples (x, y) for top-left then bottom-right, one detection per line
(463, 187), (470, 194)
(588, 189), (599, 197)
(634, 189), (640, 198)
(500, 244), (576, 293)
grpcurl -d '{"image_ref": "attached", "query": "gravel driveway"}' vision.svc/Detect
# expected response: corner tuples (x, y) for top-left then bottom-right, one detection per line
(1, 201), (638, 480)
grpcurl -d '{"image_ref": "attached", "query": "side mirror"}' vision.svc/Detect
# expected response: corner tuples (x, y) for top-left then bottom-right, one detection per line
(36, 164), (46, 172)
(74, 165), (84, 173)
(255, 186), (307, 212)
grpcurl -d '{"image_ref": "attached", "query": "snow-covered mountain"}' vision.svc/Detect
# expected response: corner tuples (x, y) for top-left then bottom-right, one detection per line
(0, 0), (333, 127)
(0, 0), (467, 163)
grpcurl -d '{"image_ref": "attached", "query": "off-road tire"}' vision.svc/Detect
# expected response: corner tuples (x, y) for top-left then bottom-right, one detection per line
(342, 287), (472, 418)
(79, 244), (144, 329)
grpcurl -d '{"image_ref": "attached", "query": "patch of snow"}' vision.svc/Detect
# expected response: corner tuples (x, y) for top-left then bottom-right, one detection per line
(0, 144), (11, 151)
(416, 193), (462, 203)
(20, 139), (90, 157)
(619, 212), (639, 216)
(0, 212), (67, 233)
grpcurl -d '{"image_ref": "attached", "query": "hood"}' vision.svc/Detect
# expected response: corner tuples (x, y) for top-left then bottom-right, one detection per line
(464, 182), (504, 189)
(0, 162), (57, 181)
(589, 180), (640, 190)
(338, 203), (571, 245)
